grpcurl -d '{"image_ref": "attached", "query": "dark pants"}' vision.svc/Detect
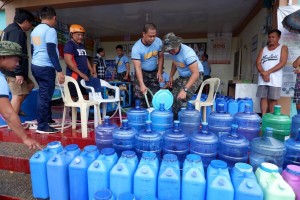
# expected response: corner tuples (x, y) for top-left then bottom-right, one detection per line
(31, 64), (55, 130)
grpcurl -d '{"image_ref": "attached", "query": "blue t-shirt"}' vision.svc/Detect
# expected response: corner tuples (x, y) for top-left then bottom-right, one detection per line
(31, 23), (59, 67)
(131, 37), (162, 71)
(160, 72), (170, 88)
(202, 61), (211, 76)
(171, 44), (203, 77)
(115, 55), (129, 73)
(0, 72), (9, 98)
(64, 40), (89, 79)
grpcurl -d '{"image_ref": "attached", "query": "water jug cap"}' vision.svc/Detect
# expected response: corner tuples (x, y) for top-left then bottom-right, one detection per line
(84, 145), (97, 153)
(187, 101), (194, 110)
(244, 104), (251, 113)
(145, 120), (152, 132)
(94, 189), (113, 200)
(286, 165), (300, 176)
(47, 141), (61, 149)
(186, 154), (201, 163)
(101, 148), (115, 156)
(118, 192), (136, 200)
(210, 160), (227, 169)
(142, 152), (156, 160)
(264, 127), (274, 138)
(135, 99), (141, 109)
(173, 120), (180, 131)
(104, 116), (110, 124)
(152, 89), (173, 110)
(65, 144), (79, 151)
(274, 105), (281, 115)
(235, 163), (253, 173)
(230, 124), (238, 137)
(122, 150), (136, 158)
(159, 103), (165, 111)
(260, 162), (278, 173)
(163, 154), (178, 162)
(217, 104), (225, 113)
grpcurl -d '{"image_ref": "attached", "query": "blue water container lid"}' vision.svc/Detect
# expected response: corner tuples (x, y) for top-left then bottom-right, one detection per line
(210, 160), (227, 169)
(47, 141), (62, 148)
(65, 144), (79, 151)
(101, 148), (115, 156)
(260, 162), (279, 173)
(152, 89), (173, 110)
(84, 145), (97, 152)
(94, 189), (113, 200)
(186, 154), (202, 162)
(122, 150), (136, 158)
(142, 152), (156, 160)
(118, 192), (135, 200)
(286, 165), (300, 176)
(235, 162), (253, 173)
(163, 154), (178, 162)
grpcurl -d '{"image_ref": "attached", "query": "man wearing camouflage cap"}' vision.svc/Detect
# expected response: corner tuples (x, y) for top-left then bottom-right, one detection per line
(162, 32), (204, 119)
(0, 41), (41, 149)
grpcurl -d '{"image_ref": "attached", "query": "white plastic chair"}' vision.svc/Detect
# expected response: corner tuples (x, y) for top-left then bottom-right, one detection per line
(192, 78), (220, 122)
(58, 76), (100, 138)
(80, 79), (122, 125)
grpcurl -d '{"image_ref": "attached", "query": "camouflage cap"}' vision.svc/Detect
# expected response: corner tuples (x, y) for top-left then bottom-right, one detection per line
(0, 41), (23, 57)
(162, 32), (182, 52)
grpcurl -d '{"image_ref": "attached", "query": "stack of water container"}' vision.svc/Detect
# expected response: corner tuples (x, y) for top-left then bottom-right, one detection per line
(208, 104), (233, 137)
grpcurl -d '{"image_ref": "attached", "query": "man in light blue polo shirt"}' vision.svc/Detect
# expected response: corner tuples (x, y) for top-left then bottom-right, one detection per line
(115, 44), (130, 81)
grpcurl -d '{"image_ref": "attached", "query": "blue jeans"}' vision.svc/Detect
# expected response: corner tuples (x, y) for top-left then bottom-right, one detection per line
(31, 64), (56, 130)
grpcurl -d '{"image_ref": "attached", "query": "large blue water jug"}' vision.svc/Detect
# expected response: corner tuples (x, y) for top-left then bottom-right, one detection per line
(95, 116), (118, 150)
(284, 130), (300, 168)
(135, 121), (162, 159)
(179, 101), (201, 136)
(150, 103), (173, 132)
(208, 104), (233, 137)
(134, 152), (159, 199)
(69, 145), (100, 200)
(94, 189), (115, 200)
(110, 150), (138, 197)
(112, 119), (136, 156)
(291, 114), (300, 139)
(181, 154), (206, 200)
(158, 154), (181, 200)
(163, 120), (189, 168)
(250, 127), (286, 171)
(190, 122), (218, 170)
(127, 99), (149, 131)
(88, 148), (118, 200)
(234, 104), (261, 141)
(227, 99), (239, 115)
(238, 97), (253, 112)
(206, 160), (234, 200)
(218, 124), (249, 169)
(30, 141), (63, 199)
(47, 144), (81, 200)
(231, 163), (263, 200)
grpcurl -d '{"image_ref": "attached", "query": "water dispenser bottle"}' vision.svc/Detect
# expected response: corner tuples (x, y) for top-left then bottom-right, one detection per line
(150, 103), (173, 132)
(291, 114), (300, 139)
(127, 99), (149, 131)
(190, 122), (218, 170)
(284, 130), (300, 168)
(179, 101), (201, 136)
(218, 124), (249, 169)
(250, 127), (286, 171)
(96, 116), (118, 150)
(208, 104), (233, 137)
(30, 141), (63, 199)
(282, 165), (300, 200)
(234, 104), (261, 141)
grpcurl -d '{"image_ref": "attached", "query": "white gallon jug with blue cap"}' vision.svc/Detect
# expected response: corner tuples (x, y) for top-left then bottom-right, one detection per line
(255, 162), (295, 200)
(94, 189), (115, 200)
(150, 103), (173, 132)
(47, 144), (81, 200)
(206, 160), (234, 200)
(127, 99), (149, 131)
(158, 154), (181, 200)
(181, 154), (206, 200)
(30, 141), (63, 199)
(110, 150), (138, 197)
(230, 163), (263, 200)
(69, 145), (100, 200)
(88, 148), (118, 200)
(134, 152), (159, 199)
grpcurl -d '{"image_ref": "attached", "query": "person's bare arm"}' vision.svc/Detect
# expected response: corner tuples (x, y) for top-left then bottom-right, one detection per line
(267, 45), (288, 74)
(64, 54), (88, 81)
(125, 62), (130, 80)
(133, 59), (147, 93)
(157, 51), (164, 82)
(169, 62), (177, 88)
(293, 56), (300, 68)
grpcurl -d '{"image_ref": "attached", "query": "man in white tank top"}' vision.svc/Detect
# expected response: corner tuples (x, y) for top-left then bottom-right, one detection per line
(256, 29), (288, 115)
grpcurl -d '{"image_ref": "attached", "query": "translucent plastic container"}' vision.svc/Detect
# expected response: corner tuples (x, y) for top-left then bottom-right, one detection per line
(150, 103), (173, 132)
(47, 144), (81, 200)
(179, 101), (201, 136)
(238, 97), (253, 113)
(282, 165), (300, 200)
(227, 99), (239, 116)
(112, 119), (136, 156)
(234, 104), (261, 141)
(218, 124), (249, 169)
(95, 116), (118, 150)
(284, 131), (300, 168)
(190, 122), (218, 170)
(163, 120), (189, 168)
(250, 127), (286, 171)
(262, 105), (291, 141)
(208, 104), (233, 137)
(291, 114), (300, 139)
(135, 121), (162, 159)
(127, 99), (149, 131)
(30, 141), (63, 199)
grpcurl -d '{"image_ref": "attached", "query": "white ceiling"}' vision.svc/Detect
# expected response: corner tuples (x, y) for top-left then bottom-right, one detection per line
(55, 0), (261, 40)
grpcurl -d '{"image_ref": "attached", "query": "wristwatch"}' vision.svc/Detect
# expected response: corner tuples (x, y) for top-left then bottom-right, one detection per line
(183, 87), (188, 92)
